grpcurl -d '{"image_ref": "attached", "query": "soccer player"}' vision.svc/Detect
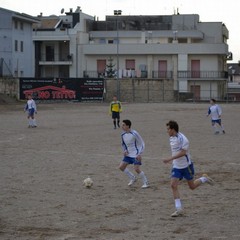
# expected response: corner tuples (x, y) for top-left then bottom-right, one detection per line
(109, 95), (122, 129)
(207, 98), (225, 134)
(163, 120), (214, 217)
(119, 119), (149, 188)
(24, 94), (37, 128)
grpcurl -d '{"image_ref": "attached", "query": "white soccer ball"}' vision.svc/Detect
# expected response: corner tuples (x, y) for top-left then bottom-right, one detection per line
(83, 177), (93, 188)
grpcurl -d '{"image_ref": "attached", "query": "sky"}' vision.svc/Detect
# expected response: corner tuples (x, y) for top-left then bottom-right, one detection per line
(0, 0), (239, 63)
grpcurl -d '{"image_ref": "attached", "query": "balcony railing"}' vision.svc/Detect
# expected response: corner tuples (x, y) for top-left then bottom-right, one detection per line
(83, 70), (228, 79)
(178, 71), (228, 79)
(39, 54), (73, 62)
(152, 71), (173, 79)
(83, 70), (147, 78)
(83, 70), (173, 79)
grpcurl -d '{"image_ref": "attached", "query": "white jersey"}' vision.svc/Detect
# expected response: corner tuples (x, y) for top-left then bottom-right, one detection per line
(208, 104), (222, 120)
(25, 99), (37, 111)
(169, 132), (192, 169)
(121, 130), (145, 158)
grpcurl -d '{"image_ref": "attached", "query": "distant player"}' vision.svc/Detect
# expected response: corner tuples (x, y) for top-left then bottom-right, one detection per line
(207, 98), (225, 134)
(119, 119), (149, 188)
(24, 94), (37, 128)
(109, 95), (122, 129)
(163, 120), (214, 217)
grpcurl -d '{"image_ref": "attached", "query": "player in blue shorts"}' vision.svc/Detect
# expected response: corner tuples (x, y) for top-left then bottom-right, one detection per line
(207, 98), (225, 134)
(24, 94), (37, 128)
(119, 119), (149, 188)
(163, 120), (214, 217)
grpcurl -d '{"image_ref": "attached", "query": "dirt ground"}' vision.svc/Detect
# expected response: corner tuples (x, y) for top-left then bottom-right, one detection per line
(0, 102), (240, 240)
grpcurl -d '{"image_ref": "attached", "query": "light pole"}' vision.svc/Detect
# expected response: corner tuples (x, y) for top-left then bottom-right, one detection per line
(114, 10), (122, 100)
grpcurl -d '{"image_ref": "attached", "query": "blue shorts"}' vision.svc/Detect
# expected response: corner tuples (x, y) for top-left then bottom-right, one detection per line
(122, 156), (142, 165)
(28, 108), (35, 117)
(171, 163), (195, 180)
(212, 119), (221, 125)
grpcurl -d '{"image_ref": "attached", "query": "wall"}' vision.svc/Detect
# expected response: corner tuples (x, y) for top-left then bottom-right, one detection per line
(0, 77), (19, 98)
(104, 78), (174, 102)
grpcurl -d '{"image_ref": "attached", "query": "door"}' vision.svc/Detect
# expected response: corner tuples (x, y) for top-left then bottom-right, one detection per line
(97, 59), (106, 77)
(191, 85), (200, 100)
(125, 59), (135, 70)
(158, 60), (167, 78)
(191, 60), (200, 78)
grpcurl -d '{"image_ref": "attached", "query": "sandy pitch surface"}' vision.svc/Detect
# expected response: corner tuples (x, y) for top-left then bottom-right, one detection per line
(0, 102), (239, 240)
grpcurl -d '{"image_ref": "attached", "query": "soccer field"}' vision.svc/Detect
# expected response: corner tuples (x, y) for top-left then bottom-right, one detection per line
(0, 102), (239, 239)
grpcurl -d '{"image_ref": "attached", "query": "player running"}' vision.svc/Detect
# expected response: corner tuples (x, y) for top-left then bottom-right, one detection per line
(119, 119), (149, 189)
(163, 120), (214, 217)
(207, 98), (225, 134)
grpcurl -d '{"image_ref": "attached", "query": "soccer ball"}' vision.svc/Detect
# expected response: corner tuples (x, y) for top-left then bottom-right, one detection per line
(83, 177), (93, 188)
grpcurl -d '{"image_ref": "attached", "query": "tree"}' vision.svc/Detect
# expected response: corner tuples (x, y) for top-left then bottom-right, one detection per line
(106, 57), (116, 78)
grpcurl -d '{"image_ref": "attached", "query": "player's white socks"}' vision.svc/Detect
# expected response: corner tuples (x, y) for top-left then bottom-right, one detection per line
(124, 168), (135, 180)
(212, 125), (218, 133)
(175, 199), (182, 210)
(139, 171), (148, 184)
(33, 119), (37, 126)
(29, 119), (33, 126)
(221, 124), (225, 132)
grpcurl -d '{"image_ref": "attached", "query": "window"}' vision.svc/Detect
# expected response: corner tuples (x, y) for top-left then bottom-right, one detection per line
(15, 40), (18, 51)
(20, 41), (24, 52)
(99, 39), (106, 44)
(46, 46), (54, 61)
(108, 39), (114, 44)
(14, 20), (18, 29)
(126, 59), (135, 70)
(20, 22), (24, 30)
(178, 38), (187, 43)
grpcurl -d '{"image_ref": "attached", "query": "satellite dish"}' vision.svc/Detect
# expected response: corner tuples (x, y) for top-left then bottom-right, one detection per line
(61, 8), (64, 14)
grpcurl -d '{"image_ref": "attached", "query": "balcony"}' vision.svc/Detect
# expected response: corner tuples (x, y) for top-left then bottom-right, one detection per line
(39, 54), (73, 66)
(178, 71), (228, 79)
(82, 43), (228, 55)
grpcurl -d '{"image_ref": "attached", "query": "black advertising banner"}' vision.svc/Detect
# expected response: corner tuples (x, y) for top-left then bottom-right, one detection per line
(19, 78), (104, 102)
(80, 79), (105, 101)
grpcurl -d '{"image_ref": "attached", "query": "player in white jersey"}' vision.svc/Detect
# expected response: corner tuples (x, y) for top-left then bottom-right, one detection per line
(24, 94), (37, 128)
(163, 120), (214, 217)
(119, 119), (149, 188)
(207, 98), (225, 134)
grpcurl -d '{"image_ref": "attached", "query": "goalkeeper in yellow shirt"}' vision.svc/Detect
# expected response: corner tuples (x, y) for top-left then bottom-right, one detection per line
(109, 96), (122, 129)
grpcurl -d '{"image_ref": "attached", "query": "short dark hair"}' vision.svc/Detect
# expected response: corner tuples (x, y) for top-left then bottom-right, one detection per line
(122, 119), (131, 128)
(166, 120), (179, 132)
(211, 98), (216, 103)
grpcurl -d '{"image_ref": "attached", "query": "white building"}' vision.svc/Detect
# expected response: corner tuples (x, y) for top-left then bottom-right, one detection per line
(32, 7), (94, 78)
(0, 7), (39, 77)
